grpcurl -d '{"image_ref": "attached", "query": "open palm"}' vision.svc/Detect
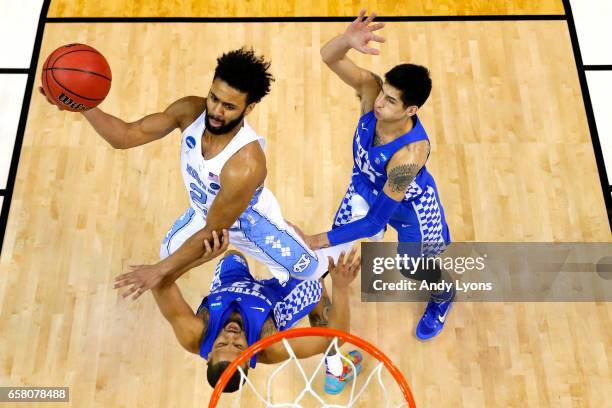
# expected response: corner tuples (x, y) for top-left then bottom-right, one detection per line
(344, 9), (386, 55)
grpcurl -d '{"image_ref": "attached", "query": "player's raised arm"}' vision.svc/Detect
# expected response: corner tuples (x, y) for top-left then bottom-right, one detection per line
(261, 249), (361, 363)
(39, 86), (204, 149)
(320, 10), (385, 113)
(83, 96), (205, 149)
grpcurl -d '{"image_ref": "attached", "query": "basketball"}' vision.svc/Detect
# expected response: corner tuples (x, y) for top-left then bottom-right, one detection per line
(41, 43), (112, 112)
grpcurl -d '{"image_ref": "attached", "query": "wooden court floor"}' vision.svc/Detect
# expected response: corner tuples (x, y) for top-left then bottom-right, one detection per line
(0, 1), (610, 407)
(48, 0), (565, 18)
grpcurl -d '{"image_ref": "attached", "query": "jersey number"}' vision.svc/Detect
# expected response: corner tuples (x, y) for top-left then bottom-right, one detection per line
(190, 183), (208, 206)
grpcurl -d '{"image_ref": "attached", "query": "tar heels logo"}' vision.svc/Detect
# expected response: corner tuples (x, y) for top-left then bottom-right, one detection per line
(185, 136), (196, 149)
(293, 254), (312, 273)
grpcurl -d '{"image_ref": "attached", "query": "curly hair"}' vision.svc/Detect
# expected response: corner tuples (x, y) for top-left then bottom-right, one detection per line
(214, 48), (275, 104)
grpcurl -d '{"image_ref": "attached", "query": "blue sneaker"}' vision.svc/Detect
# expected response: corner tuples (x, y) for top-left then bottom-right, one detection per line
(416, 289), (455, 340)
(324, 351), (363, 395)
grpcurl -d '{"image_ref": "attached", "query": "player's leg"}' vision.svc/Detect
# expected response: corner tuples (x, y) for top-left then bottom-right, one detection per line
(391, 185), (454, 341)
(309, 278), (361, 395)
(233, 187), (351, 282)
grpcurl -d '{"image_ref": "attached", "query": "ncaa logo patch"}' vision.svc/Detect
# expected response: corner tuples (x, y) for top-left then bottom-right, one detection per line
(210, 182), (220, 190)
(185, 136), (196, 149)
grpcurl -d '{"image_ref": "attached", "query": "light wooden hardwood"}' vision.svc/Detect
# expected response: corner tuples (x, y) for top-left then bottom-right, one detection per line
(0, 21), (609, 407)
(48, 0), (565, 18)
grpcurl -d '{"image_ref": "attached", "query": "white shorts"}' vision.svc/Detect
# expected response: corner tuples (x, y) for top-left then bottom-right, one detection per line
(160, 187), (352, 283)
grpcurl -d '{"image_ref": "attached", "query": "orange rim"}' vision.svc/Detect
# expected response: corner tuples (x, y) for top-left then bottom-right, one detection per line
(208, 327), (416, 408)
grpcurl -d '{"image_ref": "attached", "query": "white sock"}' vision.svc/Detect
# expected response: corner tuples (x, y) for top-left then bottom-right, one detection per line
(325, 354), (343, 376)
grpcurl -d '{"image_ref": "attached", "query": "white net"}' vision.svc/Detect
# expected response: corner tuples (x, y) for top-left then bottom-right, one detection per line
(230, 337), (410, 408)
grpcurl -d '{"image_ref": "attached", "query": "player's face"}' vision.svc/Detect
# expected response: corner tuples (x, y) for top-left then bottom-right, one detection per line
(208, 313), (249, 363)
(205, 78), (254, 135)
(373, 83), (418, 122)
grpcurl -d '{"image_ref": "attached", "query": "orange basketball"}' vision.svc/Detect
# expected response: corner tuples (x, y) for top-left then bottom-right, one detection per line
(41, 43), (112, 112)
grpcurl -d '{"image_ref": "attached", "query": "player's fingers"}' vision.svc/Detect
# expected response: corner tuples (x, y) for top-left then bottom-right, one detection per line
(211, 230), (220, 250)
(351, 256), (362, 275)
(363, 47), (380, 55)
(115, 270), (137, 283)
(113, 276), (134, 288)
(338, 251), (347, 266)
(203, 238), (212, 254)
(355, 9), (366, 23)
(221, 229), (230, 250)
(131, 287), (145, 301)
(364, 12), (377, 25)
(368, 22), (385, 31)
(122, 285), (140, 299)
(372, 34), (386, 43)
(347, 247), (358, 263)
(328, 256), (334, 271)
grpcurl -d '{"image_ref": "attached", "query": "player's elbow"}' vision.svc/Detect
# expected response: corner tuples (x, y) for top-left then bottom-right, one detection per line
(109, 139), (128, 150)
(361, 218), (386, 238)
(320, 49), (332, 65)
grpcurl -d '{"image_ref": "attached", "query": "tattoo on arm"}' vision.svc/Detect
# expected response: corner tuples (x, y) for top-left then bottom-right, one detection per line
(387, 164), (420, 193)
(308, 294), (331, 328)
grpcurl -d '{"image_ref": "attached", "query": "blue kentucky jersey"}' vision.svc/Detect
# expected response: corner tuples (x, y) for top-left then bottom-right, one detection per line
(197, 254), (322, 368)
(351, 111), (438, 209)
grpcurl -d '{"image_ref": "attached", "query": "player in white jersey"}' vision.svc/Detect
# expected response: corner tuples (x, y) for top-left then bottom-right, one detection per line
(40, 48), (351, 300)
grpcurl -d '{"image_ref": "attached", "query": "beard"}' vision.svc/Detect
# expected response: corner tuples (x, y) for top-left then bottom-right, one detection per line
(205, 109), (246, 135)
(224, 312), (244, 331)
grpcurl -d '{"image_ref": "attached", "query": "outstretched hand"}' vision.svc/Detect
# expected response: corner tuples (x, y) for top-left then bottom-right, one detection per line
(114, 229), (229, 301)
(343, 9), (386, 55)
(328, 248), (361, 288)
(38, 86), (64, 110)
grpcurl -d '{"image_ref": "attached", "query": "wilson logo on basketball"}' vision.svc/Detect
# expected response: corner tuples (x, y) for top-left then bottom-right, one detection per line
(40, 43), (112, 112)
(58, 92), (88, 111)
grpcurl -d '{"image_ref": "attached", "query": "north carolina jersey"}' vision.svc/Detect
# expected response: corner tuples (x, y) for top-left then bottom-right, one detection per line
(161, 109), (354, 282)
(197, 253), (322, 368)
(180, 110), (265, 224)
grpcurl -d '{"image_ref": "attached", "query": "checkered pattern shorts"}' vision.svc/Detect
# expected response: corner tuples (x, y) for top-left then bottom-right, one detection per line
(412, 185), (447, 256)
(273, 280), (322, 329)
(332, 184), (357, 228)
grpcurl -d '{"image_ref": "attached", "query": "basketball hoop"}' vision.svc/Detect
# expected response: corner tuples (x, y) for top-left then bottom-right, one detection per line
(208, 327), (416, 408)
